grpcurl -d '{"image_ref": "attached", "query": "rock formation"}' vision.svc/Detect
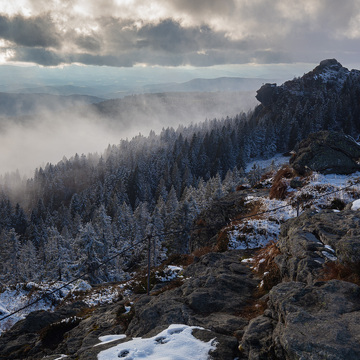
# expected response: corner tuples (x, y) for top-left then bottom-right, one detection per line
(290, 131), (360, 175)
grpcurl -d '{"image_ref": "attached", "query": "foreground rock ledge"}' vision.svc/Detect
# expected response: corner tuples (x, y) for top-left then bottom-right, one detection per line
(241, 280), (360, 360)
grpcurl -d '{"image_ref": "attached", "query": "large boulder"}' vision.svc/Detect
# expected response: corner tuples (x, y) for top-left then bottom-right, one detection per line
(241, 280), (360, 360)
(275, 208), (360, 284)
(290, 131), (360, 175)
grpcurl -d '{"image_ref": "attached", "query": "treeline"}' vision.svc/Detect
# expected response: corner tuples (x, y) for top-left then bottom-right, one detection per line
(0, 62), (360, 285)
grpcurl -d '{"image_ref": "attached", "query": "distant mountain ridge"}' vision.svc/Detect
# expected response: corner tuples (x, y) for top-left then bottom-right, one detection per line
(0, 92), (104, 117)
(142, 77), (271, 93)
(9, 76), (272, 99)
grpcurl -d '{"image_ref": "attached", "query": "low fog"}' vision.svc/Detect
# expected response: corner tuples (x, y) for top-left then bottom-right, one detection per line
(0, 91), (259, 177)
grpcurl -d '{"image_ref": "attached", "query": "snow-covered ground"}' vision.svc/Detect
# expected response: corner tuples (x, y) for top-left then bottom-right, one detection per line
(97, 324), (216, 360)
(228, 167), (360, 250)
(245, 153), (289, 173)
(0, 265), (184, 335)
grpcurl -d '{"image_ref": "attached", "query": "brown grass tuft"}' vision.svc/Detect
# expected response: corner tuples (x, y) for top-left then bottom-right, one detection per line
(151, 278), (184, 296)
(215, 230), (229, 252)
(238, 299), (268, 321)
(269, 165), (296, 200)
(252, 241), (282, 295)
(318, 261), (360, 286)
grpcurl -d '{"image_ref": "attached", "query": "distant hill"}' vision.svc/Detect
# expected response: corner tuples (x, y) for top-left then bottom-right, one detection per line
(11, 85), (105, 97)
(141, 77), (270, 93)
(10, 77), (272, 99)
(0, 92), (104, 116)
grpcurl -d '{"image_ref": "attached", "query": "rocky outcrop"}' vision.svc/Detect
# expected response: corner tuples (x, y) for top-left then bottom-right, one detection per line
(0, 251), (258, 360)
(241, 280), (360, 360)
(290, 131), (360, 175)
(127, 251), (257, 360)
(0, 302), (86, 360)
(239, 205), (360, 359)
(275, 208), (360, 284)
(256, 83), (282, 107)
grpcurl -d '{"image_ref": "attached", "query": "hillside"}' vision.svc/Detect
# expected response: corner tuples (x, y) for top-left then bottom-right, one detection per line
(0, 59), (360, 359)
(1, 144), (360, 359)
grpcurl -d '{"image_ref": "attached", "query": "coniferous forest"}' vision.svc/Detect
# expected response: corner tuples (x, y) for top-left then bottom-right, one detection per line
(0, 60), (360, 285)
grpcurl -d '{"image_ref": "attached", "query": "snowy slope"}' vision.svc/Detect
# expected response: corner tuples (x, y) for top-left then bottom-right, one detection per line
(227, 167), (360, 250)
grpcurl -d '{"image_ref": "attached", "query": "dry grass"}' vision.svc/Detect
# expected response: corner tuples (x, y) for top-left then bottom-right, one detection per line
(269, 165), (296, 200)
(233, 200), (264, 222)
(151, 278), (184, 296)
(238, 299), (268, 321)
(251, 241), (282, 295)
(238, 241), (282, 320)
(318, 261), (360, 286)
(215, 230), (229, 252)
(116, 306), (135, 330)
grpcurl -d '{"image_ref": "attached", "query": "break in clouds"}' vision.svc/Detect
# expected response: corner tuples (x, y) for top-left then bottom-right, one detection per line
(0, 0), (360, 67)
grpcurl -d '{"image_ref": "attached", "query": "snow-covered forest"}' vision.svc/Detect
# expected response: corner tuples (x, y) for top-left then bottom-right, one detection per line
(0, 60), (360, 285)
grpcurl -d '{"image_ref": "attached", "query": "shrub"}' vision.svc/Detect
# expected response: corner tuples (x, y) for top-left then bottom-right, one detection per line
(329, 198), (346, 210)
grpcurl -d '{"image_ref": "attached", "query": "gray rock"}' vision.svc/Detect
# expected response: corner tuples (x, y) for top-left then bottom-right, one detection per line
(126, 251), (258, 360)
(241, 280), (360, 360)
(290, 131), (360, 175)
(256, 83), (282, 107)
(0, 251), (258, 360)
(275, 209), (360, 284)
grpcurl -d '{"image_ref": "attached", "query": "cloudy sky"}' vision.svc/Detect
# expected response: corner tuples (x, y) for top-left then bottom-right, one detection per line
(0, 0), (359, 72)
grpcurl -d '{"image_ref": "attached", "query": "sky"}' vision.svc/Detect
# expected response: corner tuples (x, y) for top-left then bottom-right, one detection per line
(0, 0), (359, 72)
(1, 0), (360, 176)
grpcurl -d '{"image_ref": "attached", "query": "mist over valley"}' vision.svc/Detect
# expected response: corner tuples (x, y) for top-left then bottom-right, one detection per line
(0, 77), (261, 176)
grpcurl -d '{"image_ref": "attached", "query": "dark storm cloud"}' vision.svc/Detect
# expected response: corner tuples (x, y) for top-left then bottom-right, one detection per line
(2, 0), (360, 67)
(72, 33), (102, 52)
(0, 13), (60, 48)
(136, 20), (244, 53)
(13, 47), (64, 66)
(6, 17), (262, 67)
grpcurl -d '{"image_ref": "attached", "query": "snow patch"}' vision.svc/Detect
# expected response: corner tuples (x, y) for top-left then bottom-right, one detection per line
(94, 334), (127, 347)
(155, 265), (183, 282)
(72, 279), (92, 292)
(97, 324), (216, 360)
(351, 199), (360, 210)
(322, 251), (337, 261)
